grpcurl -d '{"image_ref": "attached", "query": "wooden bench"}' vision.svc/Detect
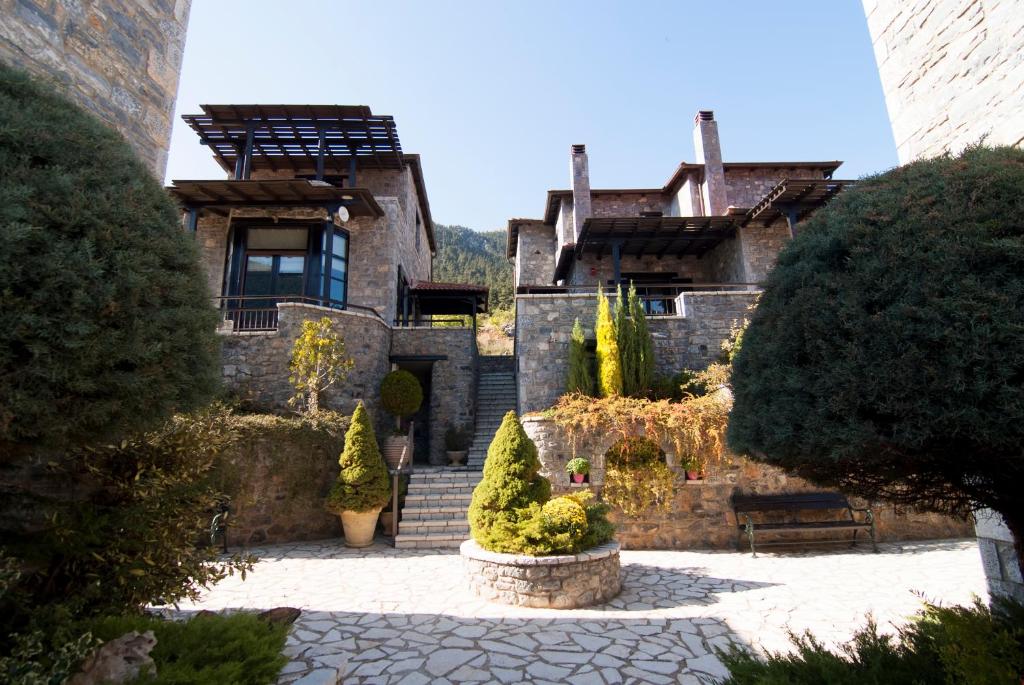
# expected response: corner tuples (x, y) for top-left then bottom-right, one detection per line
(732, 492), (877, 556)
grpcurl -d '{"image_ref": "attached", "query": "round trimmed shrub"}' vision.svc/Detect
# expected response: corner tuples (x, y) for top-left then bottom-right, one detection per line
(728, 145), (1024, 569)
(0, 63), (220, 452)
(542, 497), (588, 538)
(379, 369), (423, 419)
(326, 402), (391, 513)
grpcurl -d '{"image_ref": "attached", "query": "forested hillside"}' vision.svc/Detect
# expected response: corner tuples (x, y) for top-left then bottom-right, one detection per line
(433, 224), (513, 312)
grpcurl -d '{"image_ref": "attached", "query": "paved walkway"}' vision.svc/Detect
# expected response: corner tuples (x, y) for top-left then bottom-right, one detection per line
(177, 538), (986, 684)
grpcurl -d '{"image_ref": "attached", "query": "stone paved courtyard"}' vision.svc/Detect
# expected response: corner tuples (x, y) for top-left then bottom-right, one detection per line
(176, 538), (987, 684)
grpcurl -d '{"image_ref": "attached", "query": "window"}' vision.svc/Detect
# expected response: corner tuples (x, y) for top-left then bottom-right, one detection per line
(415, 212), (421, 251)
(241, 228), (309, 304)
(322, 227), (349, 306)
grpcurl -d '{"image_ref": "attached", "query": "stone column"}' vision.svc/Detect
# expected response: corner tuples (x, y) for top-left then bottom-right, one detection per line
(693, 111), (728, 216)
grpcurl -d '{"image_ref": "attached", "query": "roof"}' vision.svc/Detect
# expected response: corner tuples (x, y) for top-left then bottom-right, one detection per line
(506, 218), (546, 259)
(410, 280), (488, 293)
(409, 280), (489, 315)
(744, 179), (854, 227)
(183, 104), (403, 173)
(166, 180), (384, 217)
(575, 216), (738, 259)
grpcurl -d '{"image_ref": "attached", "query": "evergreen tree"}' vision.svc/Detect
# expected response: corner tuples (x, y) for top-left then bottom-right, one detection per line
(616, 283), (639, 396)
(326, 402), (391, 513)
(566, 318), (594, 395)
(595, 286), (623, 397)
(628, 283), (655, 396)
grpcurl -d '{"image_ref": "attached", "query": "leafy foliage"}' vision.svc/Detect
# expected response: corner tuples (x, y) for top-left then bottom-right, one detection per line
(433, 224), (513, 312)
(379, 369), (424, 420)
(326, 402), (391, 513)
(728, 145), (1024, 564)
(566, 318), (594, 395)
(595, 287), (623, 397)
(566, 457), (590, 476)
(81, 612), (288, 685)
(469, 411), (551, 548)
(719, 597), (1024, 685)
(602, 437), (677, 517)
(288, 317), (354, 414)
(0, 63), (220, 453)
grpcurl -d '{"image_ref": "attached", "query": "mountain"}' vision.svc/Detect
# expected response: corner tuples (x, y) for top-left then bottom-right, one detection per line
(433, 224), (514, 312)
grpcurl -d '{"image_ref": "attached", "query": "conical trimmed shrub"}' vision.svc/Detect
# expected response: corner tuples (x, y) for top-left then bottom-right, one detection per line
(326, 402), (391, 513)
(469, 411), (551, 548)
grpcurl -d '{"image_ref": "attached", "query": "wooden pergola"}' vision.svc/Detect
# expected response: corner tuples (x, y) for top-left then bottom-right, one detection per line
(744, 179), (854, 235)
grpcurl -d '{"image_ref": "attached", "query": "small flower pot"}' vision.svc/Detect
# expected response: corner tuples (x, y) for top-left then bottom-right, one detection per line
(685, 470), (702, 481)
(383, 435), (409, 470)
(341, 507), (383, 547)
(446, 450), (467, 466)
(571, 473), (586, 484)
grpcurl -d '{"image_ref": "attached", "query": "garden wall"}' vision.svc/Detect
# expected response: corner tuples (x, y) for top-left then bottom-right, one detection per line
(522, 416), (973, 550)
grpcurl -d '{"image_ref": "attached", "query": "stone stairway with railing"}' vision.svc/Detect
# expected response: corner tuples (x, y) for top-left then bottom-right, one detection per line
(393, 468), (480, 548)
(467, 356), (517, 469)
(392, 356), (516, 549)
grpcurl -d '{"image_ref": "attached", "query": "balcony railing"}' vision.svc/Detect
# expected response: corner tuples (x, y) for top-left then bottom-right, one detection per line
(392, 316), (476, 328)
(214, 295), (386, 332)
(515, 282), (761, 317)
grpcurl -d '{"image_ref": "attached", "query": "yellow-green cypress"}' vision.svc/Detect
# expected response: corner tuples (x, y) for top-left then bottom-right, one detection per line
(595, 286), (623, 397)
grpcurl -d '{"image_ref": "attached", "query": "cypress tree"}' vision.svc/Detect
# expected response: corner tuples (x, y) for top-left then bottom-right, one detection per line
(616, 283), (639, 396)
(326, 402), (391, 513)
(566, 317), (594, 395)
(628, 283), (655, 396)
(595, 285), (623, 397)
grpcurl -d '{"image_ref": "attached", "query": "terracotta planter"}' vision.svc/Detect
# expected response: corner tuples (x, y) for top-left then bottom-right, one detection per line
(446, 450), (467, 466)
(571, 473), (586, 483)
(382, 435), (408, 470)
(340, 508), (382, 547)
(685, 470), (703, 481)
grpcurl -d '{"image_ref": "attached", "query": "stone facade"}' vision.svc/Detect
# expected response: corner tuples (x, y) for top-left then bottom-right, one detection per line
(221, 303), (392, 432)
(390, 327), (478, 465)
(514, 292), (758, 413)
(975, 510), (1024, 601)
(514, 222), (555, 288)
(460, 539), (622, 609)
(590, 192), (668, 218)
(522, 416), (974, 551)
(863, 0), (1024, 163)
(0, 0), (192, 176)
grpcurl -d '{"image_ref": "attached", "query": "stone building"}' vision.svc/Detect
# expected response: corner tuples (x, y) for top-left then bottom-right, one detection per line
(863, 0), (1023, 163)
(168, 105), (488, 469)
(0, 0), (192, 176)
(509, 110), (851, 413)
(863, 0), (1024, 600)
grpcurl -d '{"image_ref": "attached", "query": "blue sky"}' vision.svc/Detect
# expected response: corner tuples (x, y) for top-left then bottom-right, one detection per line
(165, 0), (897, 232)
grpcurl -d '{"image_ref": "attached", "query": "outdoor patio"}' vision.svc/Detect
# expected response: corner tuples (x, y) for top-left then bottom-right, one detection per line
(176, 537), (987, 684)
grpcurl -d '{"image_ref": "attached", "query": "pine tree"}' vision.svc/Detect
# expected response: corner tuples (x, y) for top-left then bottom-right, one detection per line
(566, 318), (594, 395)
(615, 283), (638, 396)
(595, 286), (623, 397)
(628, 283), (655, 396)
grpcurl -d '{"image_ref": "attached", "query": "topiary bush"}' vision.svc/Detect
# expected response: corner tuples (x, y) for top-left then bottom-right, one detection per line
(379, 369), (424, 422)
(727, 145), (1024, 573)
(0, 63), (220, 454)
(326, 402), (391, 513)
(468, 411), (551, 547)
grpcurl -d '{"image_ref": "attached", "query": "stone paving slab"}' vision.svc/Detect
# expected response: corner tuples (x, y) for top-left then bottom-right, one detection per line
(173, 538), (986, 684)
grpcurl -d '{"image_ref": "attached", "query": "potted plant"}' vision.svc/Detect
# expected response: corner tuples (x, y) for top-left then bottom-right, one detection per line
(566, 457), (590, 484)
(379, 369), (424, 469)
(326, 402), (392, 547)
(683, 455), (704, 481)
(445, 424), (471, 465)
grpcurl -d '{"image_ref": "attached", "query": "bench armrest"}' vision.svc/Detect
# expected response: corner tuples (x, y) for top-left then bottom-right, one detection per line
(851, 507), (874, 523)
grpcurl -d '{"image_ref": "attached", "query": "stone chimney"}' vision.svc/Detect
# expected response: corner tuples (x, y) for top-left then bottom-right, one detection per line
(693, 111), (727, 216)
(570, 144), (591, 242)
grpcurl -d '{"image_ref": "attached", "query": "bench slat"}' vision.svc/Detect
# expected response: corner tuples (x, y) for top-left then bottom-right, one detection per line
(737, 521), (871, 532)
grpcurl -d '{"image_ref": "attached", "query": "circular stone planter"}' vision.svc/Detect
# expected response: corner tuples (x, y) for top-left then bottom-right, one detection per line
(460, 539), (622, 609)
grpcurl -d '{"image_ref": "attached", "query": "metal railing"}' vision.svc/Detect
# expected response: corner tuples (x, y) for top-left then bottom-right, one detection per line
(392, 316), (475, 328)
(214, 295), (388, 332)
(515, 282), (762, 317)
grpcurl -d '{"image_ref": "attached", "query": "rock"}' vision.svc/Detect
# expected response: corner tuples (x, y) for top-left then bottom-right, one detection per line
(67, 631), (157, 685)
(292, 667), (340, 685)
(258, 606), (302, 625)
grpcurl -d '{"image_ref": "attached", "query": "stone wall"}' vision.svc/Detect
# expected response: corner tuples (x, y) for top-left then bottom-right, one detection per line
(514, 292), (759, 413)
(220, 303), (392, 433)
(863, 0), (1024, 163)
(722, 167), (826, 210)
(590, 193), (669, 218)
(975, 510), (1024, 601)
(515, 223), (556, 288)
(0, 0), (191, 176)
(390, 327), (478, 465)
(461, 539), (622, 609)
(522, 416), (974, 551)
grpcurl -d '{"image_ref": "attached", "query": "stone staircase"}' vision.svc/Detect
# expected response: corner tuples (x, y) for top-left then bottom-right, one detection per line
(393, 468), (481, 549)
(467, 356), (517, 469)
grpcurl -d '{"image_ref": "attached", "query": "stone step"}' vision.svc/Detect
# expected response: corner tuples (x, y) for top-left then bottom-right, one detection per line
(407, 484), (475, 493)
(403, 493), (473, 506)
(398, 518), (469, 531)
(393, 533), (467, 549)
(401, 508), (470, 521)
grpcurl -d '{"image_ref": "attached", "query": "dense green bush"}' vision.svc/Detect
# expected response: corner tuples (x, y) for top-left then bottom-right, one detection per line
(325, 402), (390, 513)
(566, 318), (594, 396)
(566, 457), (590, 476)
(469, 411), (551, 547)
(0, 63), (220, 453)
(719, 598), (1024, 685)
(81, 612), (288, 684)
(379, 369), (424, 421)
(728, 146), (1024, 570)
